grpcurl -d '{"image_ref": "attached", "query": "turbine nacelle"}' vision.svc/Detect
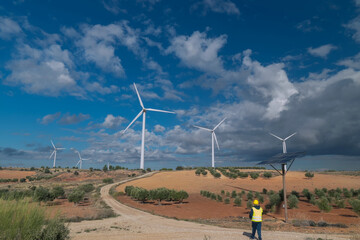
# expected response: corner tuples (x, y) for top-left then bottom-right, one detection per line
(269, 132), (297, 153)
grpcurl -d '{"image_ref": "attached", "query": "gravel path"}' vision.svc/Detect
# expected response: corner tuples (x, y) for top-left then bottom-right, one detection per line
(69, 173), (352, 240)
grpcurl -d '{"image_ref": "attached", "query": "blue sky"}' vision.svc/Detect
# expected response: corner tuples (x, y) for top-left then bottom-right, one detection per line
(1, 0), (360, 170)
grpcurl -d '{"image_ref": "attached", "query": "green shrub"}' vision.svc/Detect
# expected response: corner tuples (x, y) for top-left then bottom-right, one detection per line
(238, 172), (248, 178)
(250, 172), (259, 180)
(343, 188), (352, 198)
(226, 191), (230, 197)
(258, 195), (264, 204)
(176, 190), (189, 203)
(263, 172), (272, 178)
(78, 184), (95, 193)
(234, 197), (241, 206)
(136, 188), (149, 202)
(20, 178), (26, 183)
(247, 200), (253, 209)
(68, 190), (85, 205)
(176, 166), (184, 171)
(150, 188), (169, 205)
(211, 193), (217, 200)
(224, 198), (230, 204)
(44, 168), (51, 174)
(316, 196), (332, 212)
(201, 170), (207, 176)
(349, 199), (360, 215)
(52, 186), (65, 199)
(221, 190), (225, 195)
(269, 193), (281, 207)
(195, 169), (201, 175)
(231, 190), (237, 198)
(335, 199), (346, 208)
(262, 188), (268, 194)
(305, 171), (314, 178)
(73, 171), (79, 176)
(34, 187), (55, 202)
(247, 191), (253, 200)
(315, 188), (326, 198)
(291, 190), (300, 198)
(103, 178), (114, 184)
(288, 194), (299, 209)
(0, 200), (69, 240)
(217, 194), (223, 202)
(125, 186), (134, 195)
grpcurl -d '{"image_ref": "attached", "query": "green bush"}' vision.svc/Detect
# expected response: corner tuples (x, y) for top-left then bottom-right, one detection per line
(250, 172), (259, 180)
(0, 199), (69, 240)
(258, 195), (264, 204)
(269, 193), (281, 207)
(238, 172), (248, 178)
(335, 199), (346, 208)
(288, 194), (299, 209)
(291, 190), (300, 198)
(226, 191), (230, 197)
(176, 166), (184, 171)
(263, 172), (272, 178)
(217, 195), (223, 202)
(136, 188), (149, 202)
(150, 188), (169, 205)
(73, 171), (79, 176)
(175, 190), (189, 203)
(68, 190), (85, 205)
(224, 198), (230, 204)
(34, 187), (55, 202)
(234, 197), (241, 206)
(201, 170), (207, 176)
(52, 186), (65, 199)
(195, 169), (201, 175)
(305, 171), (314, 179)
(221, 190), (225, 195)
(125, 186), (134, 195)
(349, 199), (360, 215)
(247, 200), (253, 209)
(103, 178), (114, 184)
(315, 188), (326, 198)
(316, 196), (332, 212)
(78, 183), (95, 193)
(231, 190), (237, 198)
(247, 191), (253, 200)
(262, 188), (268, 194)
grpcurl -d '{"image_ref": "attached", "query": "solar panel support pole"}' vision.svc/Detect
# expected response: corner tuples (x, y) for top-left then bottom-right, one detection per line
(282, 163), (288, 223)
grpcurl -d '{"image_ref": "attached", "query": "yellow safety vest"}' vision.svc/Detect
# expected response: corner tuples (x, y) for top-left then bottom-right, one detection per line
(251, 207), (263, 222)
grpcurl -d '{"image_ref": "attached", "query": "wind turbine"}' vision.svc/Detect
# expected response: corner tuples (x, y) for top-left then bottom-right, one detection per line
(75, 150), (89, 169)
(122, 83), (175, 169)
(194, 118), (226, 168)
(49, 140), (65, 168)
(269, 132), (297, 153)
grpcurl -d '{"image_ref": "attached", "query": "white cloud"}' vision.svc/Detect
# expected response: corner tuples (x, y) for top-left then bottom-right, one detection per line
(41, 112), (61, 125)
(0, 16), (22, 40)
(154, 124), (165, 132)
(195, 0), (240, 15)
(166, 31), (227, 74)
(102, 114), (126, 129)
(307, 44), (337, 58)
(59, 113), (90, 125)
(4, 43), (84, 97)
(337, 52), (360, 70)
(242, 50), (298, 120)
(345, 14), (360, 43)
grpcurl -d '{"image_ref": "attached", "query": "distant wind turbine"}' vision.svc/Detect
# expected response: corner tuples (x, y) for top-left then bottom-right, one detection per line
(194, 118), (226, 168)
(74, 150), (89, 169)
(49, 140), (65, 168)
(269, 132), (297, 153)
(122, 83), (175, 169)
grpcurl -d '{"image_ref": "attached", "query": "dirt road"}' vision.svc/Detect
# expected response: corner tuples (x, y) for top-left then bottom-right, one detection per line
(69, 173), (352, 240)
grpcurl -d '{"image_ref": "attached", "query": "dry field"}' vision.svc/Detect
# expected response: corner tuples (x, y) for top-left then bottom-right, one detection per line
(115, 170), (360, 234)
(0, 169), (36, 179)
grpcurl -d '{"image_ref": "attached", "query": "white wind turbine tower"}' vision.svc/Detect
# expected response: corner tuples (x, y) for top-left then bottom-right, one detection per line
(122, 83), (175, 169)
(269, 132), (297, 153)
(75, 150), (89, 169)
(194, 118), (226, 168)
(49, 140), (65, 168)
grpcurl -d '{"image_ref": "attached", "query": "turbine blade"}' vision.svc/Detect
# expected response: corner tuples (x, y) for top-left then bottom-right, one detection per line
(146, 108), (175, 114)
(76, 160), (80, 167)
(122, 110), (143, 134)
(82, 158), (90, 161)
(51, 140), (55, 149)
(133, 83), (144, 109)
(213, 132), (220, 150)
(49, 150), (55, 159)
(193, 125), (212, 132)
(77, 151), (81, 160)
(269, 132), (283, 141)
(57, 148), (65, 150)
(284, 132), (297, 141)
(213, 117), (227, 131)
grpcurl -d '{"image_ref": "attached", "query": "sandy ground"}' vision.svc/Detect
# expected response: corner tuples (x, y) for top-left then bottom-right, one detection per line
(0, 170), (36, 180)
(69, 172), (354, 240)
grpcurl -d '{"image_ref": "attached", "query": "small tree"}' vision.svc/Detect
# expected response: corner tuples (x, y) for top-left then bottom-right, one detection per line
(103, 178), (114, 184)
(288, 194), (299, 209)
(247, 199), (253, 209)
(195, 169), (201, 175)
(250, 172), (259, 180)
(262, 188), (268, 194)
(177, 190), (189, 203)
(247, 191), (253, 200)
(78, 184), (95, 193)
(73, 171), (79, 176)
(217, 194), (223, 202)
(231, 190), (237, 198)
(136, 188), (149, 203)
(52, 186), (65, 199)
(68, 190), (85, 205)
(33, 187), (54, 202)
(224, 198), (230, 204)
(349, 199), (360, 216)
(305, 171), (314, 179)
(234, 197), (242, 206)
(317, 196), (332, 212)
(263, 172), (272, 178)
(176, 166), (184, 171)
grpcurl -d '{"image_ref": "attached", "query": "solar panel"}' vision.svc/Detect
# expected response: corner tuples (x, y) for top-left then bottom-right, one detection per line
(257, 152), (306, 165)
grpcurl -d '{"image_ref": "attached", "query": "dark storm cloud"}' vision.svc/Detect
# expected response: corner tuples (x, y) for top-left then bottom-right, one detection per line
(0, 147), (25, 156)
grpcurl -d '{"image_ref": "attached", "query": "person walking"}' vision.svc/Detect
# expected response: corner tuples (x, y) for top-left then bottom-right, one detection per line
(249, 199), (263, 240)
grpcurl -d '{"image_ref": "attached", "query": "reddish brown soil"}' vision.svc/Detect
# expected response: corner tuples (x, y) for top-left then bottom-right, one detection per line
(51, 169), (138, 182)
(0, 170), (36, 180)
(115, 170), (360, 234)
